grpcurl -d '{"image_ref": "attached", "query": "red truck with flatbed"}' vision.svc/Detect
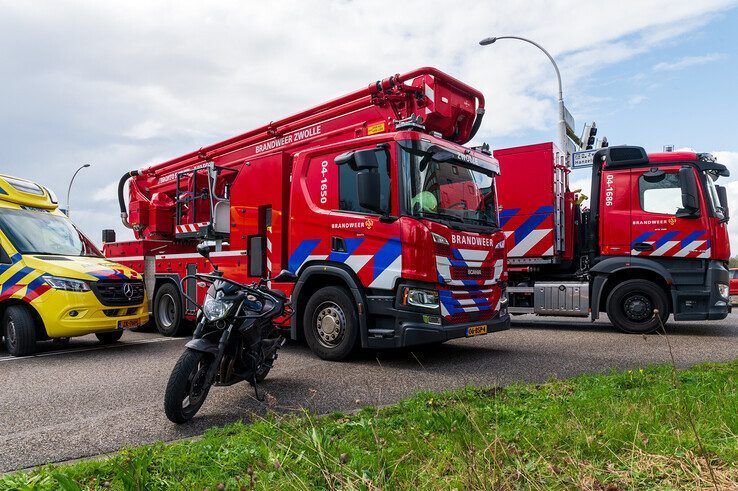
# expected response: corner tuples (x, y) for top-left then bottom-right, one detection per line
(494, 142), (731, 333)
(103, 67), (510, 360)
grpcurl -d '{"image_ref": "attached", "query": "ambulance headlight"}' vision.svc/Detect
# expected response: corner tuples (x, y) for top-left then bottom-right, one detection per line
(202, 296), (233, 321)
(402, 287), (439, 309)
(44, 276), (91, 292)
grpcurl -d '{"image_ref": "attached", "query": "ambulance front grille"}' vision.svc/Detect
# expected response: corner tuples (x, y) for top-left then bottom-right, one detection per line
(91, 280), (145, 306)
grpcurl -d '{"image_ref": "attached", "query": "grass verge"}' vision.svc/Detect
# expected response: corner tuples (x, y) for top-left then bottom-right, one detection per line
(2, 360), (736, 490)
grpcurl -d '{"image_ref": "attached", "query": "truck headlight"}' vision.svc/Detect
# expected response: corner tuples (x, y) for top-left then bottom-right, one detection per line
(716, 283), (729, 299)
(402, 287), (439, 309)
(431, 232), (449, 245)
(44, 276), (90, 292)
(202, 296), (233, 321)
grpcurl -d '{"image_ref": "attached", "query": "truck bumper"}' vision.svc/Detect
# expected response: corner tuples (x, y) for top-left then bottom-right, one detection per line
(671, 260), (731, 321)
(364, 295), (510, 349)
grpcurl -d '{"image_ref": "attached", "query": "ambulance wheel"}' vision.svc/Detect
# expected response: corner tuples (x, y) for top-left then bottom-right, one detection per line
(3, 305), (37, 357)
(154, 283), (185, 337)
(96, 330), (124, 344)
(303, 286), (359, 361)
(606, 279), (669, 334)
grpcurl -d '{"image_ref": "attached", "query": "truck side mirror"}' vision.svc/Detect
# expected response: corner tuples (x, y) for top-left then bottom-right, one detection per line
(335, 148), (385, 215)
(102, 229), (116, 243)
(677, 167), (700, 218)
(357, 170), (382, 213)
(716, 185), (730, 222)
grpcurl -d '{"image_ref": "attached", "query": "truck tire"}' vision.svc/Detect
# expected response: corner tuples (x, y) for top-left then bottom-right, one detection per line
(303, 286), (359, 361)
(606, 279), (669, 334)
(3, 305), (37, 357)
(96, 330), (124, 344)
(154, 283), (185, 337)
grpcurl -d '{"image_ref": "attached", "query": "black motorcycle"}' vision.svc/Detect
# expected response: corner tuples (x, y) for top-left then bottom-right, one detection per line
(164, 243), (296, 424)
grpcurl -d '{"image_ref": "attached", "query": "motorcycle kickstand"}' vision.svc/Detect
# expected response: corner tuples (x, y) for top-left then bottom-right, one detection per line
(251, 373), (265, 402)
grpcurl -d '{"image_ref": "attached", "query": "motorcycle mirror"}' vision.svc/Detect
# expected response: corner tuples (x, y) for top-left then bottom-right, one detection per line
(197, 243), (211, 259)
(273, 269), (298, 283)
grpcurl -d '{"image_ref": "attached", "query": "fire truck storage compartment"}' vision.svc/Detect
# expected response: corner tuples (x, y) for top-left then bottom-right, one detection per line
(533, 281), (589, 317)
(494, 142), (563, 261)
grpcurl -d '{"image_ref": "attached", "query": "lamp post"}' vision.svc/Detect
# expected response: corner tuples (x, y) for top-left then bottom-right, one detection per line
(479, 36), (568, 158)
(65, 164), (91, 217)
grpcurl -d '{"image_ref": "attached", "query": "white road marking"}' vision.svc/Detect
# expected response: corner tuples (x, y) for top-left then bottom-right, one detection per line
(0, 337), (183, 362)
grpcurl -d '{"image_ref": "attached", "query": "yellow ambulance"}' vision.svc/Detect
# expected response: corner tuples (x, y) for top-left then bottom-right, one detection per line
(0, 174), (149, 356)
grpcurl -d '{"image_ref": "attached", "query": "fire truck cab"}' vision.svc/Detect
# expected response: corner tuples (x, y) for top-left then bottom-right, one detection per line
(105, 68), (510, 360)
(495, 143), (731, 333)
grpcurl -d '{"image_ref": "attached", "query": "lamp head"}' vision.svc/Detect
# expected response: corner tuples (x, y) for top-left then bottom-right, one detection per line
(479, 37), (497, 46)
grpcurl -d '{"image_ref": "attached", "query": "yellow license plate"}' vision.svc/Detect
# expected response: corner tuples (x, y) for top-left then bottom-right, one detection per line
(466, 324), (488, 337)
(117, 319), (139, 330)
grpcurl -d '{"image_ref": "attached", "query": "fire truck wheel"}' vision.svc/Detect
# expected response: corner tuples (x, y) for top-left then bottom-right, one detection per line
(96, 330), (124, 344)
(154, 283), (185, 337)
(606, 279), (669, 334)
(303, 286), (359, 360)
(2, 305), (37, 357)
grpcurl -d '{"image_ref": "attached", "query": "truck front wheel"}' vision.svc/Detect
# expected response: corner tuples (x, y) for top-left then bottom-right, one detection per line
(154, 283), (185, 337)
(606, 279), (669, 334)
(3, 305), (37, 357)
(303, 286), (359, 361)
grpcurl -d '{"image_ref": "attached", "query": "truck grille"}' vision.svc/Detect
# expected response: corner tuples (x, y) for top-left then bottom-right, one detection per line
(91, 280), (145, 306)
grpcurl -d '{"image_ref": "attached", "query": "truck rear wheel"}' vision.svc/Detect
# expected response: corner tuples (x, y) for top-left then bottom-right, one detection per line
(606, 279), (669, 334)
(303, 286), (359, 361)
(154, 283), (185, 337)
(3, 305), (37, 357)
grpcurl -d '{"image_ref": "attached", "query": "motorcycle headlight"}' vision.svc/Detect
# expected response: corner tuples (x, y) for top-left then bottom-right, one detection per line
(44, 276), (90, 292)
(202, 296), (233, 321)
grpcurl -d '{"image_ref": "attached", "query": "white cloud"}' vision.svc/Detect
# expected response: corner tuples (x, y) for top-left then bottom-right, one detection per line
(652, 52), (728, 71)
(0, 0), (736, 243)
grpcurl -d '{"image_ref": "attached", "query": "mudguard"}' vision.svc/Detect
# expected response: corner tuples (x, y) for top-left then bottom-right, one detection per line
(185, 338), (220, 355)
(589, 256), (674, 320)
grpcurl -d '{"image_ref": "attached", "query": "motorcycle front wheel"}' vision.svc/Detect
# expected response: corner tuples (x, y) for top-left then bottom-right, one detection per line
(164, 349), (213, 424)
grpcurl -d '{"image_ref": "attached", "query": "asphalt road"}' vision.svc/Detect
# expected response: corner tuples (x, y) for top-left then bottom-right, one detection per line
(1, 314), (736, 473)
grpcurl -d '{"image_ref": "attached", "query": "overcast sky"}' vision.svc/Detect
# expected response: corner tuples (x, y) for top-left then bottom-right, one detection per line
(1, 1), (737, 251)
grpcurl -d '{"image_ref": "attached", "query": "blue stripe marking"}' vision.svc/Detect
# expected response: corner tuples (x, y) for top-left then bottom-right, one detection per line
(631, 231), (655, 248)
(499, 208), (520, 227)
(288, 239), (321, 273)
(327, 238), (364, 263)
(1, 267), (34, 294)
(679, 230), (706, 249)
(25, 275), (46, 294)
(373, 238), (402, 280)
(653, 231), (680, 249)
(513, 206), (554, 245)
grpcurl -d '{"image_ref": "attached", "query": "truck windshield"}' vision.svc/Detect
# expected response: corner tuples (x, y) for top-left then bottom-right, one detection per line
(399, 141), (498, 229)
(0, 208), (102, 257)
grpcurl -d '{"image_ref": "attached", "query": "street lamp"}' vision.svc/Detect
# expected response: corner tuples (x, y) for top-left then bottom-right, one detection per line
(65, 164), (91, 217)
(479, 36), (568, 159)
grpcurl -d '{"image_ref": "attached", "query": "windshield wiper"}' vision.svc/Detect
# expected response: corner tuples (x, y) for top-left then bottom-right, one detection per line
(420, 211), (464, 223)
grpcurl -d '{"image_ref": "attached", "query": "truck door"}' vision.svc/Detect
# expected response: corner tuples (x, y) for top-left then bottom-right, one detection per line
(290, 144), (402, 290)
(598, 168), (632, 256)
(629, 166), (710, 258)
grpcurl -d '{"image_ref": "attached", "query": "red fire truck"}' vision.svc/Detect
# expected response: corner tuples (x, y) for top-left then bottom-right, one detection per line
(103, 67), (510, 360)
(494, 142), (731, 333)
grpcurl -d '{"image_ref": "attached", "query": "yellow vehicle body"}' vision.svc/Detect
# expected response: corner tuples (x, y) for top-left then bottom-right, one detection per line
(0, 174), (148, 354)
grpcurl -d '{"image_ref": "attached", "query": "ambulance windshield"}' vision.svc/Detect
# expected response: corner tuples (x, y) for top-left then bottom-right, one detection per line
(0, 208), (102, 257)
(399, 141), (498, 229)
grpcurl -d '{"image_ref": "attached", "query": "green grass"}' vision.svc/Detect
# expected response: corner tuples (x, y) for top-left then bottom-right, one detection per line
(2, 361), (737, 490)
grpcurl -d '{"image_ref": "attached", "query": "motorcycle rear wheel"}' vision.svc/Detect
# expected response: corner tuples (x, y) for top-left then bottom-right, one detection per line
(164, 349), (213, 424)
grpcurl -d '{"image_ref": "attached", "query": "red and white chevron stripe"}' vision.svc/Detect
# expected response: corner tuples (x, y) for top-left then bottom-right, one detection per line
(175, 222), (210, 234)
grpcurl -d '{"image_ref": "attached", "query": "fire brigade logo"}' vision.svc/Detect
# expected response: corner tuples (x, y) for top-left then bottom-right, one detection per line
(365, 218), (373, 230)
(668, 217), (677, 226)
